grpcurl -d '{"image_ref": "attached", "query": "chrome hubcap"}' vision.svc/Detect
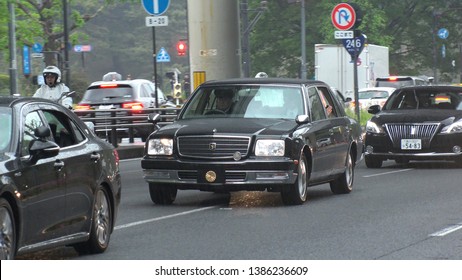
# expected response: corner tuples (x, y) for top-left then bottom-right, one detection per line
(95, 190), (110, 246)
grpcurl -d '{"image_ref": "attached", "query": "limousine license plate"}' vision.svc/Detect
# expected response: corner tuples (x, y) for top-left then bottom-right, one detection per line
(401, 139), (421, 150)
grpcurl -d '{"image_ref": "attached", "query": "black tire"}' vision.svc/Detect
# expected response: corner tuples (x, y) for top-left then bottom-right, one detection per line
(149, 183), (177, 205)
(365, 155), (383, 168)
(0, 198), (16, 260)
(74, 186), (112, 255)
(281, 153), (308, 205)
(330, 151), (354, 194)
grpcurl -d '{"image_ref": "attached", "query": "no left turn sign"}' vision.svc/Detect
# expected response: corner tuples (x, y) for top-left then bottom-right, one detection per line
(331, 3), (356, 31)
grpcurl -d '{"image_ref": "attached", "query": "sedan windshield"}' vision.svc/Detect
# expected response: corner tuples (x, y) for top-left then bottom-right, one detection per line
(181, 85), (304, 119)
(0, 108), (12, 152)
(383, 88), (462, 110)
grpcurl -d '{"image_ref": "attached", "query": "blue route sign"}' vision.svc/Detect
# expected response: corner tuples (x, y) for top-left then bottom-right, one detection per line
(438, 28), (449, 40)
(342, 34), (366, 59)
(22, 46), (31, 75)
(32, 42), (43, 53)
(141, 0), (170, 15)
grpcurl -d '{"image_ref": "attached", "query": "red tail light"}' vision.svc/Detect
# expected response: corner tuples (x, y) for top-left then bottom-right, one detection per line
(99, 83), (118, 88)
(75, 104), (91, 110)
(123, 102), (144, 111)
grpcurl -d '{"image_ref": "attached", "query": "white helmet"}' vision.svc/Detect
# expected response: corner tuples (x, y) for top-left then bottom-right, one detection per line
(255, 72), (268, 78)
(43, 66), (61, 83)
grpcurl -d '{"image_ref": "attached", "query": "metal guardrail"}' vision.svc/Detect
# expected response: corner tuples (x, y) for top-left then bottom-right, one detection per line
(74, 107), (181, 147)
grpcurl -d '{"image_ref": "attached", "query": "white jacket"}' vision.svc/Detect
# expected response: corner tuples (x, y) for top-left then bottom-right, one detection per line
(33, 83), (73, 109)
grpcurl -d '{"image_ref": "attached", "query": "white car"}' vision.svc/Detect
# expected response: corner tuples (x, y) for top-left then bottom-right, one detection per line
(355, 87), (395, 109)
(76, 79), (167, 141)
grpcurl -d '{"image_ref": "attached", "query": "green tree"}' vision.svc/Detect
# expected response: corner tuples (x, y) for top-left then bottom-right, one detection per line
(250, 0), (461, 82)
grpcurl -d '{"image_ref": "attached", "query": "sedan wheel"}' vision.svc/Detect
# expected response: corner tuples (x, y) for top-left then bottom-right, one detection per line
(281, 153), (308, 205)
(365, 155), (383, 168)
(149, 183), (177, 205)
(0, 198), (16, 260)
(330, 151), (354, 194)
(74, 186), (112, 254)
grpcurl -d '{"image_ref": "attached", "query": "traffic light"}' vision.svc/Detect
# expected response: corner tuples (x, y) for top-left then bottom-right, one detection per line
(173, 82), (182, 99)
(176, 40), (187, 56)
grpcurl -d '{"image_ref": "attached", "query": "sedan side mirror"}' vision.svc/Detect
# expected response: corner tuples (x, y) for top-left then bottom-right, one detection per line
(147, 113), (161, 124)
(26, 126), (60, 164)
(295, 114), (310, 124)
(368, 105), (381, 114)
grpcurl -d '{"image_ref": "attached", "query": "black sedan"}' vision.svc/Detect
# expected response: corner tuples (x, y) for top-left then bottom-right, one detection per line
(364, 85), (462, 168)
(0, 96), (121, 259)
(141, 78), (363, 205)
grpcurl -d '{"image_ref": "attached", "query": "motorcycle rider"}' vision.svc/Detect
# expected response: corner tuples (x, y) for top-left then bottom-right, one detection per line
(33, 66), (73, 109)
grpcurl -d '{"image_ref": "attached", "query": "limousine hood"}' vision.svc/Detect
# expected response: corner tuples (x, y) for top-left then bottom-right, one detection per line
(152, 118), (299, 138)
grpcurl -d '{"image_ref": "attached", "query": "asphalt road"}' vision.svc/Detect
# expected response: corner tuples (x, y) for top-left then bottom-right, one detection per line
(18, 158), (462, 260)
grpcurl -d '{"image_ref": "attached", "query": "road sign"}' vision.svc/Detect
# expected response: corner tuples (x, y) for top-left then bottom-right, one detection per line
(141, 0), (170, 15)
(342, 34), (366, 59)
(23, 46), (31, 75)
(334, 30), (354, 39)
(331, 3), (356, 31)
(156, 47), (170, 62)
(438, 28), (449, 39)
(32, 42), (43, 53)
(146, 16), (168, 26)
(73, 45), (92, 52)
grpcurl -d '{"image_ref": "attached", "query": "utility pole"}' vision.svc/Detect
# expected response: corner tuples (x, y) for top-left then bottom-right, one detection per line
(63, 0), (70, 85)
(300, 0), (307, 79)
(240, 0), (267, 77)
(8, 1), (18, 95)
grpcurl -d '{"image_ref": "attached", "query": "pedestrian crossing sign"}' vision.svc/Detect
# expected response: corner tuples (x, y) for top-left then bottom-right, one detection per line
(157, 47), (170, 63)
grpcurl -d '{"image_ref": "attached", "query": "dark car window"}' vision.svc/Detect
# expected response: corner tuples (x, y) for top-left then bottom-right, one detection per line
(81, 85), (134, 102)
(317, 86), (338, 118)
(43, 110), (85, 147)
(384, 89), (462, 110)
(0, 108), (12, 152)
(307, 87), (325, 121)
(21, 111), (44, 156)
(375, 77), (428, 88)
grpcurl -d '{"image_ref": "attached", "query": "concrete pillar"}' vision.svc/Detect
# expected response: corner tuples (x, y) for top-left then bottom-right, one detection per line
(187, 0), (241, 85)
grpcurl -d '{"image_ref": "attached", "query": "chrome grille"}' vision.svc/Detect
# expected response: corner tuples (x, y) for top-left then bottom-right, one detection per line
(385, 123), (440, 148)
(177, 135), (251, 159)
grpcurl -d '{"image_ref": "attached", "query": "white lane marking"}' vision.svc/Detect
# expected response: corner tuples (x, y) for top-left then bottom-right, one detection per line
(362, 168), (414, 178)
(114, 206), (216, 230)
(429, 223), (462, 237)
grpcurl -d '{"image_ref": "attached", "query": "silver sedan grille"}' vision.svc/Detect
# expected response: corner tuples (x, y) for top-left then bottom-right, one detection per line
(385, 123), (440, 148)
(177, 135), (251, 159)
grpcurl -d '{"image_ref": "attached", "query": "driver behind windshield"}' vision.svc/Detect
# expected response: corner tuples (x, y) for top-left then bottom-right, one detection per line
(214, 89), (234, 113)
